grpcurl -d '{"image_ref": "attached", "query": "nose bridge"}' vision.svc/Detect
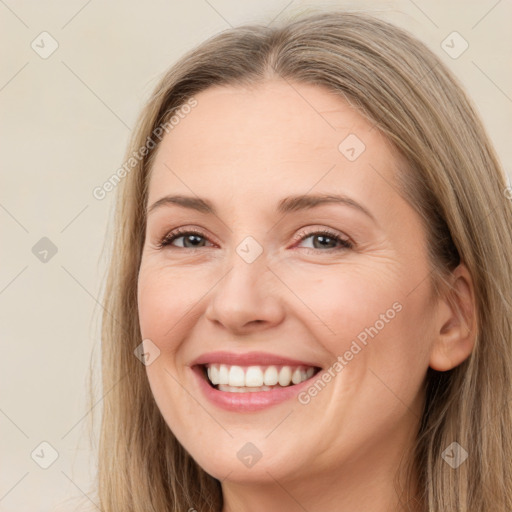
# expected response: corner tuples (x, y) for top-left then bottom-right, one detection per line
(205, 234), (283, 332)
(219, 234), (269, 302)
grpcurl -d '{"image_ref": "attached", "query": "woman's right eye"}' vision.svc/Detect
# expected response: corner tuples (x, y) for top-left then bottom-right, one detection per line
(157, 228), (212, 249)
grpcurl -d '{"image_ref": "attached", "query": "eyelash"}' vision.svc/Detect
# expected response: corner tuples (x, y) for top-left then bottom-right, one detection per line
(156, 227), (354, 252)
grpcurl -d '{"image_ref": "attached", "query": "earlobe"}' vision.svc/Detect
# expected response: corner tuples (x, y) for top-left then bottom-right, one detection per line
(429, 264), (477, 372)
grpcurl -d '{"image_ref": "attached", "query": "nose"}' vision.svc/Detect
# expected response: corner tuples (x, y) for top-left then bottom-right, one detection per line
(204, 254), (285, 335)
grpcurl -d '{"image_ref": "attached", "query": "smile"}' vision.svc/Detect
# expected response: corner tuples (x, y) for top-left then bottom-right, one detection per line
(190, 351), (323, 411)
(204, 364), (318, 392)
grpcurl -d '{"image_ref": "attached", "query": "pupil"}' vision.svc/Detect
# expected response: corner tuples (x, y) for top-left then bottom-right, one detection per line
(314, 235), (335, 249)
(185, 234), (203, 248)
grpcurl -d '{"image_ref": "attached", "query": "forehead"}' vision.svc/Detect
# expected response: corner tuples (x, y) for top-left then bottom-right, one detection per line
(147, 80), (402, 211)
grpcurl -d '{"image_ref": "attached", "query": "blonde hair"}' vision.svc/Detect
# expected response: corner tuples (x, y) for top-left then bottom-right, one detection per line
(92, 9), (512, 512)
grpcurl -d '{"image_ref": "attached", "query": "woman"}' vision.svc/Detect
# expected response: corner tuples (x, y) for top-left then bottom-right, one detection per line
(96, 10), (512, 512)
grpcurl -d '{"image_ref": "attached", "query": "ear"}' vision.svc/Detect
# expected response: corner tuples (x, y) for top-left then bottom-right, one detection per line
(429, 263), (477, 372)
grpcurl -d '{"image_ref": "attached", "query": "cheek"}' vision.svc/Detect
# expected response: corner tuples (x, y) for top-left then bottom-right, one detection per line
(137, 265), (207, 432)
(137, 263), (205, 344)
(287, 264), (432, 386)
(284, 264), (404, 349)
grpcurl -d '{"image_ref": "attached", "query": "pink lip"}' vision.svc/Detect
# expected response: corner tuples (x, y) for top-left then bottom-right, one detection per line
(190, 350), (319, 368)
(191, 365), (319, 412)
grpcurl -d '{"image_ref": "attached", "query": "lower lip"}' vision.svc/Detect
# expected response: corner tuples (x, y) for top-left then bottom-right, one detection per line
(192, 366), (319, 412)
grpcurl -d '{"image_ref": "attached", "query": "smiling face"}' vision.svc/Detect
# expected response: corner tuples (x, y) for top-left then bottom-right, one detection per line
(137, 80), (438, 504)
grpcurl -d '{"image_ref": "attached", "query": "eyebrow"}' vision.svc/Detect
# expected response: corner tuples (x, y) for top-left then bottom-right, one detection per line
(147, 193), (376, 222)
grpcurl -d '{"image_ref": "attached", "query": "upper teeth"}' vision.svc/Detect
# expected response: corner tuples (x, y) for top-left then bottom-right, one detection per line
(206, 364), (316, 388)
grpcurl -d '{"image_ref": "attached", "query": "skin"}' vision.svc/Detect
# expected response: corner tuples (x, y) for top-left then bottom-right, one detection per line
(137, 80), (476, 512)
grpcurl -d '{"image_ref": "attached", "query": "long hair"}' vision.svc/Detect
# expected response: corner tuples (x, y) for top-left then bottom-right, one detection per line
(93, 9), (512, 511)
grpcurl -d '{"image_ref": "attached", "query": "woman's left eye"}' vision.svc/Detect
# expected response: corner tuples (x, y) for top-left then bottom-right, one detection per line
(156, 228), (353, 251)
(293, 229), (353, 251)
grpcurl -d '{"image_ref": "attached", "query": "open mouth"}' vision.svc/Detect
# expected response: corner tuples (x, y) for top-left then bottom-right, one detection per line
(199, 363), (322, 393)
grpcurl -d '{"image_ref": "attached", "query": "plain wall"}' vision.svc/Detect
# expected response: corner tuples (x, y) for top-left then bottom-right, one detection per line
(1, 1), (511, 510)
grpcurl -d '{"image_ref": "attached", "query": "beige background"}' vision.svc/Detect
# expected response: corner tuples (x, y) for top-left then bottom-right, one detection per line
(1, 0), (511, 510)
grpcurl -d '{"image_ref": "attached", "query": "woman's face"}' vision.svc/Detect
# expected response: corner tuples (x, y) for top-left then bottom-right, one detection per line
(137, 80), (437, 489)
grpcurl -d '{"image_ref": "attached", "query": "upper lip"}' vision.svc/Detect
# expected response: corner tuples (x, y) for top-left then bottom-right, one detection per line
(191, 351), (321, 368)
